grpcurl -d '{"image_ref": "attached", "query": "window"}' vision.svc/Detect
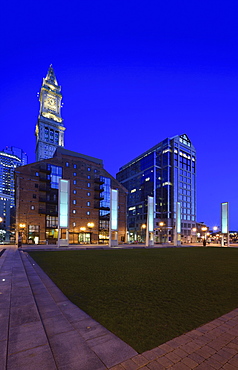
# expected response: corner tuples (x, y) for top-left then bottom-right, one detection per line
(87, 167), (91, 171)
(87, 192), (91, 196)
(50, 129), (54, 142)
(73, 222), (76, 227)
(73, 200), (77, 205)
(73, 164), (77, 169)
(73, 172), (77, 176)
(46, 216), (58, 228)
(72, 210), (76, 214)
(47, 165), (63, 189)
(87, 175), (91, 179)
(45, 127), (49, 141)
(35, 172), (39, 177)
(35, 184), (38, 188)
(65, 162), (69, 167)
(86, 211), (90, 215)
(87, 201), (90, 206)
(30, 205), (35, 210)
(87, 183), (91, 187)
(73, 180), (77, 185)
(73, 190), (77, 194)
(33, 194), (36, 199)
(55, 131), (59, 144)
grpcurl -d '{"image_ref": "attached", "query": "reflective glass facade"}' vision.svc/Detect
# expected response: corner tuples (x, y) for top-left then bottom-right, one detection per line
(116, 134), (196, 242)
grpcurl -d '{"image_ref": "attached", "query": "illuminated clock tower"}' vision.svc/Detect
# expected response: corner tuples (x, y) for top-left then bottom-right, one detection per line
(35, 65), (66, 161)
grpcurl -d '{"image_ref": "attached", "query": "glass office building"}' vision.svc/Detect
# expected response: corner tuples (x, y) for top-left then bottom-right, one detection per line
(116, 134), (196, 243)
(0, 148), (27, 241)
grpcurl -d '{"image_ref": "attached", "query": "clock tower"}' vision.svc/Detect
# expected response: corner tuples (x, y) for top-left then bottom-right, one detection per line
(35, 65), (66, 161)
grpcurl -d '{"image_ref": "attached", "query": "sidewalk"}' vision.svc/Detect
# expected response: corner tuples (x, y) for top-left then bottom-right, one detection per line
(1, 246), (238, 369)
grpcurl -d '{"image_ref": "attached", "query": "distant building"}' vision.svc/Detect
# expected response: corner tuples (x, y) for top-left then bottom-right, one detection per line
(116, 134), (196, 243)
(15, 147), (127, 245)
(35, 65), (65, 162)
(0, 148), (27, 241)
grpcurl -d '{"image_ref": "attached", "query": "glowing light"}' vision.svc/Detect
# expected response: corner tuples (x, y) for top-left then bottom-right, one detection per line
(80, 227), (86, 232)
(87, 222), (94, 229)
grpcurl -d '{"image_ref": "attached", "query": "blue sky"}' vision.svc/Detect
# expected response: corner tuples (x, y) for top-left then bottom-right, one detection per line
(1, 0), (238, 229)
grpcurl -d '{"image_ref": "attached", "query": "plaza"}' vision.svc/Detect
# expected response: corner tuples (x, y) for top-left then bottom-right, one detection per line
(1, 244), (238, 369)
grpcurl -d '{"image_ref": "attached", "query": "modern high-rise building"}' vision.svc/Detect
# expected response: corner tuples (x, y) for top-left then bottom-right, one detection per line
(116, 134), (196, 243)
(0, 147), (27, 241)
(35, 65), (66, 162)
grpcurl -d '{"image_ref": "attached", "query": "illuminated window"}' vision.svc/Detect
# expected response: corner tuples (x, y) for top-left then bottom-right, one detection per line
(73, 190), (77, 194)
(87, 183), (91, 187)
(73, 222), (76, 227)
(31, 205), (35, 210)
(87, 192), (91, 196)
(87, 175), (91, 179)
(73, 200), (76, 205)
(73, 172), (77, 176)
(35, 172), (39, 176)
(65, 162), (69, 167)
(55, 131), (59, 144)
(87, 201), (90, 206)
(72, 210), (76, 214)
(86, 211), (90, 215)
(87, 167), (91, 171)
(73, 164), (77, 169)
(73, 180), (77, 185)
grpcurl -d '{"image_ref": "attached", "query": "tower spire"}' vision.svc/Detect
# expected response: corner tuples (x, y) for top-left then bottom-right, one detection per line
(44, 65), (58, 86)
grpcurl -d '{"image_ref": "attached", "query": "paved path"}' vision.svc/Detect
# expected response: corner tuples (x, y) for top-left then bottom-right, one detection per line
(1, 246), (238, 369)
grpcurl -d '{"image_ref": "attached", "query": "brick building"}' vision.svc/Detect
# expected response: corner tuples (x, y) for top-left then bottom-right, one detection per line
(15, 147), (127, 245)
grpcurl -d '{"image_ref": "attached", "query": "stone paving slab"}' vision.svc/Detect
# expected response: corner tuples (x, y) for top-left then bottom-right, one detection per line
(22, 249), (137, 368)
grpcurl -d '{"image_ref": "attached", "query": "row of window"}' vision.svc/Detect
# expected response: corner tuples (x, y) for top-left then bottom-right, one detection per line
(65, 162), (99, 173)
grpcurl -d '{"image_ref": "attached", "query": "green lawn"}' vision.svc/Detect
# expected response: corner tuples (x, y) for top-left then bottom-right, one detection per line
(29, 247), (238, 353)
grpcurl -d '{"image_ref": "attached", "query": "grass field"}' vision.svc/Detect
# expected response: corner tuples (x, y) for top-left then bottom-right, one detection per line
(29, 247), (238, 353)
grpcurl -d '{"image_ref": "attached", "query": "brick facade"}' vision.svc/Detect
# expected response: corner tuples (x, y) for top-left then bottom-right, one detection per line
(15, 148), (127, 245)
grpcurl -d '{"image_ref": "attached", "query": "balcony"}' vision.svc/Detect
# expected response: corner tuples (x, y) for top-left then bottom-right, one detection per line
(94, 195), (104, 200)
(39, 185), (51, 192)
(38, 208), (58, 216)
(39, 174), (50, 182)
(39, 165), (51, 173)
(94, 186), (104, 192)
(94, 178), (104, 185)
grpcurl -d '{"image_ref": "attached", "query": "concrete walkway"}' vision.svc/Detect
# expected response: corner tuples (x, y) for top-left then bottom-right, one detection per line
(1, 246), (238, 369)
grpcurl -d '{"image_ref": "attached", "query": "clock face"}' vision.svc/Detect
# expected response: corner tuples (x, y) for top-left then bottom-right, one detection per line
(45, 96), (57, 110)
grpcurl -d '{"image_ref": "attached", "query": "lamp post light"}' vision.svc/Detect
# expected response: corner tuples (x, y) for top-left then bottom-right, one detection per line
(201, 226), (207, 246)
(87, 222), (94, 244)
(191, 227), (197, 243)
(159, 222), (165, 243)
(18, 223), (26, 246)
(141, 224), (146, 243)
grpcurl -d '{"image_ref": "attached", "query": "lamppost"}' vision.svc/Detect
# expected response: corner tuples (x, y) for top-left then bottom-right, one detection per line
(141, 224), (146, 243)
(87, 222), (94, 244)
(159, 222), (164, 243)
(19, 223), (26, 246)
(191, 227), (197, 243)
(201, 226), (207, 246)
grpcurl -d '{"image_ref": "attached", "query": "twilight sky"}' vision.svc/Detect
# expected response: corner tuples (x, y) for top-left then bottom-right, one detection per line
(1, 1), (238, 229)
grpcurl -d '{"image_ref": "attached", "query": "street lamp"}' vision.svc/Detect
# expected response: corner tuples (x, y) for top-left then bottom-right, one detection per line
(159, 222), (164, 243)
(141, 224), (146, 243)
(201, 226), (207, 246)
(87, 222), (94, 244)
